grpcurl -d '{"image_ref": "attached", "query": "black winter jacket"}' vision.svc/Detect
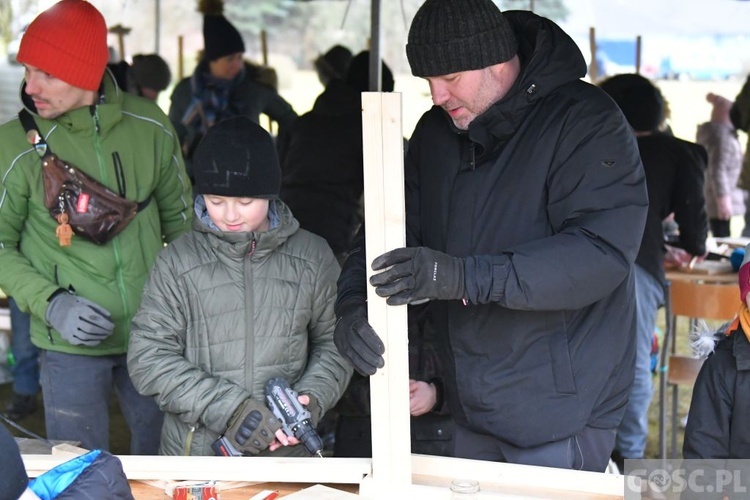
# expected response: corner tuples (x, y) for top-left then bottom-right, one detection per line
(279, 80), (365, 256)
(635, 134), (707, 284)
(338, 11), (647, 449)
(684, 326), (750, 459)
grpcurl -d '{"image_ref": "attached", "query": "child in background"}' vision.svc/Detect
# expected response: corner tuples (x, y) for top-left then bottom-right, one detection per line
(683, 243), (750, 458)
(127, 116), (352, 456)
(696, 93), (746, 238)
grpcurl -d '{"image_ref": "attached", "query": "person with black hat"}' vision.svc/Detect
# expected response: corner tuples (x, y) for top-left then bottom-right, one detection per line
(314, 44), (353, 88)
(169, 1), (298, 182)
(599, 73), (708, 471)
(127, 116), (352, 456)
(0, 0), (192, 454)
(108, 53), (173, 102)
(333, 0), (648, 471)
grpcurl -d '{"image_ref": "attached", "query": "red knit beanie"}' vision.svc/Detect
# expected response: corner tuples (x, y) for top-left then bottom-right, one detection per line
(17, 0), (109, 91)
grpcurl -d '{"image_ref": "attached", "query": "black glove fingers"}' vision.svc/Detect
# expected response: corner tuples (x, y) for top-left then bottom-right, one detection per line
(349, 350), (379, 376)
(347, 327), (385, 373)
(369, 261), (413, 287)
(374, 275), (416, 298)
(353, 319), (385, 355)
(386, 293), (413, 306)
(371, 247), (414, 270)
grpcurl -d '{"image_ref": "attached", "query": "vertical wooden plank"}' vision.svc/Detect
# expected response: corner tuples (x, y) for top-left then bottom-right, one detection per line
(360, 92), (411, 490)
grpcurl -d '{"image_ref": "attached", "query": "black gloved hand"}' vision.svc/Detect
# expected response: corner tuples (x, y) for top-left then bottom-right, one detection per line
(226, 399), (281, 456)
(334, 301), (385, 376)
(45, 290), (115, 346)
(369, 247), (465, 306)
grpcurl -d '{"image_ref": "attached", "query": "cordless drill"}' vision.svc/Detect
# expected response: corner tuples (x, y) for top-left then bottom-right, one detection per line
(265, 377), (324, 458)
(212, 377), (324, 457)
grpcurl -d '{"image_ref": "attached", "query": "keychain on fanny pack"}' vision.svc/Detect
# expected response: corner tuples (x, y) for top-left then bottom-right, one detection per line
(26, 127), (73, 247)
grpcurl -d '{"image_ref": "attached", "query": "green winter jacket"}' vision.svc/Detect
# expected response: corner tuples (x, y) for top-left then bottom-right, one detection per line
(0, 73), (193, 355)
(127, 198), (352, 456)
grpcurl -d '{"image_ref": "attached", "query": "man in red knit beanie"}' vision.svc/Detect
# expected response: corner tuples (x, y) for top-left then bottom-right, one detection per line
(0, 0), (193, 454)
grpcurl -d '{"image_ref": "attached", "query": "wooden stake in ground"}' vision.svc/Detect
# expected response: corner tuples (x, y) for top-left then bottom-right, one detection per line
(108, 24), (131, 61)
(589, 26), (598, 82)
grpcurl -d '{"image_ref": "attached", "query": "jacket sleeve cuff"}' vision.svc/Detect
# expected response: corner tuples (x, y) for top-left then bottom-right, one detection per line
(463, 255), (510, 305)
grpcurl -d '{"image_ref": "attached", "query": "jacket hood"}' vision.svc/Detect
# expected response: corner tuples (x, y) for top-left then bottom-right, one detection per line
(310, 79), (361, 118)
(468, 10), (587, 154)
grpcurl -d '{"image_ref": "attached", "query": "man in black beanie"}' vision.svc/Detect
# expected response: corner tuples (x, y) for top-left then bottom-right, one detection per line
(334, 0), (648, 472)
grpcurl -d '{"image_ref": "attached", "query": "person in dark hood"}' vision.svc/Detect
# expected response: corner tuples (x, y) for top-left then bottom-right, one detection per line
(279, 50), (394, 264)
(333, 0), (647, 472)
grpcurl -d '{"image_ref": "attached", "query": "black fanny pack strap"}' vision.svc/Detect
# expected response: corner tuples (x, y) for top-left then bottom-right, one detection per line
(19, 109), (53, 157)
(136, 194), (152, 213)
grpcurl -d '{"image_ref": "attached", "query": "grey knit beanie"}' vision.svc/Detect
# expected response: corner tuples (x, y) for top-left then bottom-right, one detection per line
(406, 0), (518, 77)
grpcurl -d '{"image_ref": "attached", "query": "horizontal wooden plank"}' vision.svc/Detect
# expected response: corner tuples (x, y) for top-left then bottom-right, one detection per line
(23, 455), (372, 483)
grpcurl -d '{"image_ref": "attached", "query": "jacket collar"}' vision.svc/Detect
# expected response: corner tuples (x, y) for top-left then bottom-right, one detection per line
(193, 197), (299, 259)
(464, 11), (587, 159)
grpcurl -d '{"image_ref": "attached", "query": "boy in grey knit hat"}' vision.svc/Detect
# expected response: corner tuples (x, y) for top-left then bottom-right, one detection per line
(334, 0), (648, 472)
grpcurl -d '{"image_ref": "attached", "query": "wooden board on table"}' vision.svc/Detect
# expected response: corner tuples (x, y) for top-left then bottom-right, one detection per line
(713, 236), (750, 249)
(683, 260), (734, 275)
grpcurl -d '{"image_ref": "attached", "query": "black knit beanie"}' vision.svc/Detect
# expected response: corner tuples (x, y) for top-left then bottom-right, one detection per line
(193, 116), (281, 199)
(203, 14), (245, 61)
(406, 0), (518, 77)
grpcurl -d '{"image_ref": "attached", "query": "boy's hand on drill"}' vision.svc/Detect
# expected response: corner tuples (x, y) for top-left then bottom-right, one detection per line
(267, 394), (309, 451)
(226, 399), (280, 455)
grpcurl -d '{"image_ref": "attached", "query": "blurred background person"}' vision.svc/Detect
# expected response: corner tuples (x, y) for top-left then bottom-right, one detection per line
(313, 44), (352, 88)
(599, 73), (708, 471)
(279, 51), (394, 264)
(108, 53), (172, 102)
(696, 92), (745, 238)
(169, 0), (297, 183)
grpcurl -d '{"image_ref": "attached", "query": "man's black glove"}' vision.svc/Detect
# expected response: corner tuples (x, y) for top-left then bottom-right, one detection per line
(45, 290), (115, 346)
(225, 399), (281, 456)
(334, 301), (385, 376)
(369, 247), (465, 306)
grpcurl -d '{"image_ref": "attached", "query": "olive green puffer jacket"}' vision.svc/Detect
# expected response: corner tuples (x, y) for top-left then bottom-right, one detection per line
(128, 199), (352, 456)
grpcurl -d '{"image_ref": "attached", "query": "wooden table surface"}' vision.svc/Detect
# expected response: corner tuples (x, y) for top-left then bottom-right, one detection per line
(665, 268), (737, 284)
(130, 480), (359, 499)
